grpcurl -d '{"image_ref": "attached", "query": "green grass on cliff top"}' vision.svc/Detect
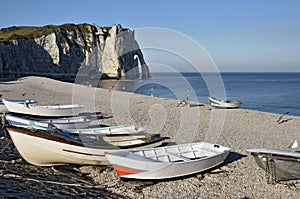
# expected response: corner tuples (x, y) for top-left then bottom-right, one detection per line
(0, 23), (100, 42)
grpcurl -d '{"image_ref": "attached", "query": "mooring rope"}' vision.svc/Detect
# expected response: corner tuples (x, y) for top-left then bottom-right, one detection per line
(0, 172), (104, 188)
(0, 139), (11, 154)
(1, 113), (6, 127)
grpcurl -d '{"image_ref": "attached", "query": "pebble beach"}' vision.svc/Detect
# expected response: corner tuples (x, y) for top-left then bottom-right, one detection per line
(0, 76), (299, 198)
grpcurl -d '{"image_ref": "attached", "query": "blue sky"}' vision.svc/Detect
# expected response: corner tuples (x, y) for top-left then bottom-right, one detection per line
(1, 0), (300, 72)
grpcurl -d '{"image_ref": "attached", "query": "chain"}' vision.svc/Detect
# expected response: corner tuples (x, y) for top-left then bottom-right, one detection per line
(269, 159), (276, 184)
(265, 157), (270, 182)
(265, 156), (276, 184)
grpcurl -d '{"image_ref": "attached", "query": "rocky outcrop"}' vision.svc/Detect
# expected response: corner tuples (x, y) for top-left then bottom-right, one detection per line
(0, 23), (150, 80)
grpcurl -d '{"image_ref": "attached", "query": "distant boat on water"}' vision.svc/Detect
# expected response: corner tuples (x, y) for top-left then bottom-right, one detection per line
(208, 97), (242, 109)
(130, 72), (300, 116)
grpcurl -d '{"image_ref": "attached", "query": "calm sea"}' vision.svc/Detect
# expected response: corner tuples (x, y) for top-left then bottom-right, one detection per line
(100, 72), (300, 117)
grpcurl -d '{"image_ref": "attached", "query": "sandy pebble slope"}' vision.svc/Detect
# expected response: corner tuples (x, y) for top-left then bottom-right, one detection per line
(0, 76), (299, 198)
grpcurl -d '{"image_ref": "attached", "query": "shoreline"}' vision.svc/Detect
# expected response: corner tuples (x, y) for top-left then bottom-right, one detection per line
(0, 76), (299, 198)
(97, 73), (300, 117)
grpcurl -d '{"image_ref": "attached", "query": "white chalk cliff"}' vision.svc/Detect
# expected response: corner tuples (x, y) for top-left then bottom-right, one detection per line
(0, 23), (150, 80)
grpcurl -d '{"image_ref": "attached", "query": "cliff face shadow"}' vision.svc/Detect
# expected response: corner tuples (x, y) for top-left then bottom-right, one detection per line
(0, 38), (84, 81)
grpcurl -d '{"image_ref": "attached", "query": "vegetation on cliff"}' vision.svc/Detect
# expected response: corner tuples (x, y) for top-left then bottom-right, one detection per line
(0, 23), (101, 42)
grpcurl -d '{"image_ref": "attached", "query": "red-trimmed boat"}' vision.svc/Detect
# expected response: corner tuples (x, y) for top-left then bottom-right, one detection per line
(5, 125), (168, 166)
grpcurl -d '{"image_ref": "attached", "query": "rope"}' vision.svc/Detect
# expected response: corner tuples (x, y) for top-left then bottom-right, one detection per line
(0, 172), (104, 189)
(0, 139), (11, 154)
(0, 158), (22, 164)
(1, 113), (6, 127)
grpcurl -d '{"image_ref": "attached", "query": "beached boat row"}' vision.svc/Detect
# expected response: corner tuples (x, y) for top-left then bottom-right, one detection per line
(1, 99), (299, 182)
(1, 99), (233, 180)
(2, 97), (242, 114)
(5, 123), (231, 179)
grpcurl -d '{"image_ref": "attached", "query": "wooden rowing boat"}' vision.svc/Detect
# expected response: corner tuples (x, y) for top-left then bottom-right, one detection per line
(29, 121), (145, 135)
(0, 99), (37, 113)
(3, 99), (83, 117)
(4, 114), (91, 129)
(5, 125), (168, 166)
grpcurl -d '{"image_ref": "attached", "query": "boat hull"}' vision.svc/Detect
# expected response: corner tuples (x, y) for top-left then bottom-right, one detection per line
(3, 99), (83, 117)
(0, 99), (37, 113)
(5, 114), (91, 129)
(208, 97), (242, 108)
(247, 148), (300, 181)
(30, 122), (145, 135)
(6, 127), (166, 166)
(67, 125), (145, 135)
(106, 142), (231, 179)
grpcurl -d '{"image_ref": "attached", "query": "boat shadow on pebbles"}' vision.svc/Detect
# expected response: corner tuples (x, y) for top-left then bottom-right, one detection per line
(223, 152), (247, 164)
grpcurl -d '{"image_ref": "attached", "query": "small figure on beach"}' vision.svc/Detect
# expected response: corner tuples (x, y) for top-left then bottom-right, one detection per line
(276, 111), (291, 124)
(177, 99), (189, 107)
(185, 88), (191, 102)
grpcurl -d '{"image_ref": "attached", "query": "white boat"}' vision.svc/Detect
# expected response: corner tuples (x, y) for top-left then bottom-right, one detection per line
(247, 148), (300, 183)
(5, 125), (168, 166)
(29, 121), (145, 135)
(67, 125), (145, 135)
(3, 99), (83, 117)
(208, 97), (242, 108)
(0, 99), (37, 113)
(5, 114), (91, 129)
(105, 142), (232, 179)
(29, 121), (155, 146)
